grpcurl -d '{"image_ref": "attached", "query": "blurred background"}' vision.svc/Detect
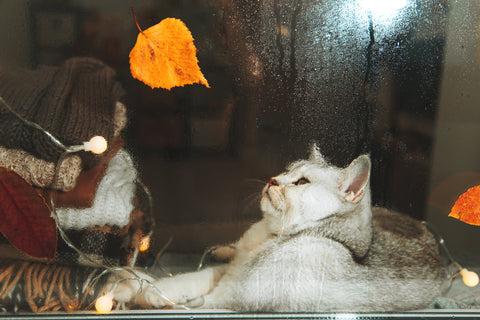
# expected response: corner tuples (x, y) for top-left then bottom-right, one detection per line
(0, 0), (479, 260)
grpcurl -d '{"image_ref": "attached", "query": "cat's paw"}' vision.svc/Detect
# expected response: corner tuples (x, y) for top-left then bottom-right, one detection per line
(105, 272), (138, 304)
(106, 269), (162, 307)
(138, 277), (199, 308)
(108, 268), (213, 309)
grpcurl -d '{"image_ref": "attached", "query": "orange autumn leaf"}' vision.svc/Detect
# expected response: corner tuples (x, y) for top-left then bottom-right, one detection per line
(129, 11), (210, 90)
(449, 185), (480, 226)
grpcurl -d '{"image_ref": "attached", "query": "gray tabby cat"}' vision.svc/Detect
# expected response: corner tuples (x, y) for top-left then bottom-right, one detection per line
(112, 145), (446, 311)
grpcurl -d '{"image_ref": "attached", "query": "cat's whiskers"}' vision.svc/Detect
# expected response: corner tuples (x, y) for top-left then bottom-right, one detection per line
(239, 179), (267, 217)
(242, 178), (268, 185)
(240, 191), (263, 212)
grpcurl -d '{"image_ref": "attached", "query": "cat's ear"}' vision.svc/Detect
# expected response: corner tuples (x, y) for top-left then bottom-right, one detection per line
(339, 154), (371, 202)
(309, 143), (328, 165)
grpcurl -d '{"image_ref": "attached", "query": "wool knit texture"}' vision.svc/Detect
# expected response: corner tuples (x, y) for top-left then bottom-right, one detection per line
(48, 137), (125, 208)
(0, 100), (128, 192)
(113, 101), (127, 137)
(0, 209), (151, 267)
(0, 147), (81, 191)
(55, 149), (136, 230)
(0, 57), (124, 168)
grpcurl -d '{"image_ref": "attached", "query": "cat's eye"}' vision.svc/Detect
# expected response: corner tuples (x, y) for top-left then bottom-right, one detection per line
(294, 177), (310, 185)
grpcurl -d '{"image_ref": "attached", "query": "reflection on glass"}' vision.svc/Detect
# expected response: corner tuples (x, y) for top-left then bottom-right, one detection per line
(358, 0), (409, 19)
(0, 0), (478, 317)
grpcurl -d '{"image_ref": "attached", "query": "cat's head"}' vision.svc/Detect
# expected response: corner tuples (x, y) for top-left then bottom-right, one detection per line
(260, 144), (371, 234)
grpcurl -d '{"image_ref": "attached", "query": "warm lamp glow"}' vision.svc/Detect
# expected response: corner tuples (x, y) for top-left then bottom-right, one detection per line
(139, 236), (151, 252)
(84, 136), (108, 154)
(460, 268), (479, 287)
(95, 293), (113, 314)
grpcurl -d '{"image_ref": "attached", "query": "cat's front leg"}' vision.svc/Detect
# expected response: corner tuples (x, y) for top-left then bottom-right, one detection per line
(110, 265), (228, 308)
(105, 268), (157, 306)
(143, 265), (228, 307)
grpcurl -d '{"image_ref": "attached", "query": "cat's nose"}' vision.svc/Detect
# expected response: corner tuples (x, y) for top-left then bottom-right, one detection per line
(269, 178), (279, 187)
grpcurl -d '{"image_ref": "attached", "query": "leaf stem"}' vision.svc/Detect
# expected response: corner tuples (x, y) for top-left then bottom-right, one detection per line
(130, 5), (143, 34)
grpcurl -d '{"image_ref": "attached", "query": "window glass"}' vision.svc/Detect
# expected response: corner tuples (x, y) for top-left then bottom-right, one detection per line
(0, 0), (479, 317)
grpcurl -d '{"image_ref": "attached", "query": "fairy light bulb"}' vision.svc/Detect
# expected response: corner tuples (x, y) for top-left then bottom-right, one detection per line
(84, 136), (108, 154)
(460, 268), (479, 287)
(139, 236), (151, 252)
(95, 293), (114, 314)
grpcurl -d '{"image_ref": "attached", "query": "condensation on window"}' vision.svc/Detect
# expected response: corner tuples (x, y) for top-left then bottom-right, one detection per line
(0, 0), (480, 316)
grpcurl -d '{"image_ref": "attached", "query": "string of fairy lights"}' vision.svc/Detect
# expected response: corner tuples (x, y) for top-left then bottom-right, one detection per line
(0, 95), (187, 313)
(0, 95), (478, 314)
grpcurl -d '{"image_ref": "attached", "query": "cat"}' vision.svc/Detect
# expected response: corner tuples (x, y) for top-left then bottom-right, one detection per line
(110, 145), (446, 312)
